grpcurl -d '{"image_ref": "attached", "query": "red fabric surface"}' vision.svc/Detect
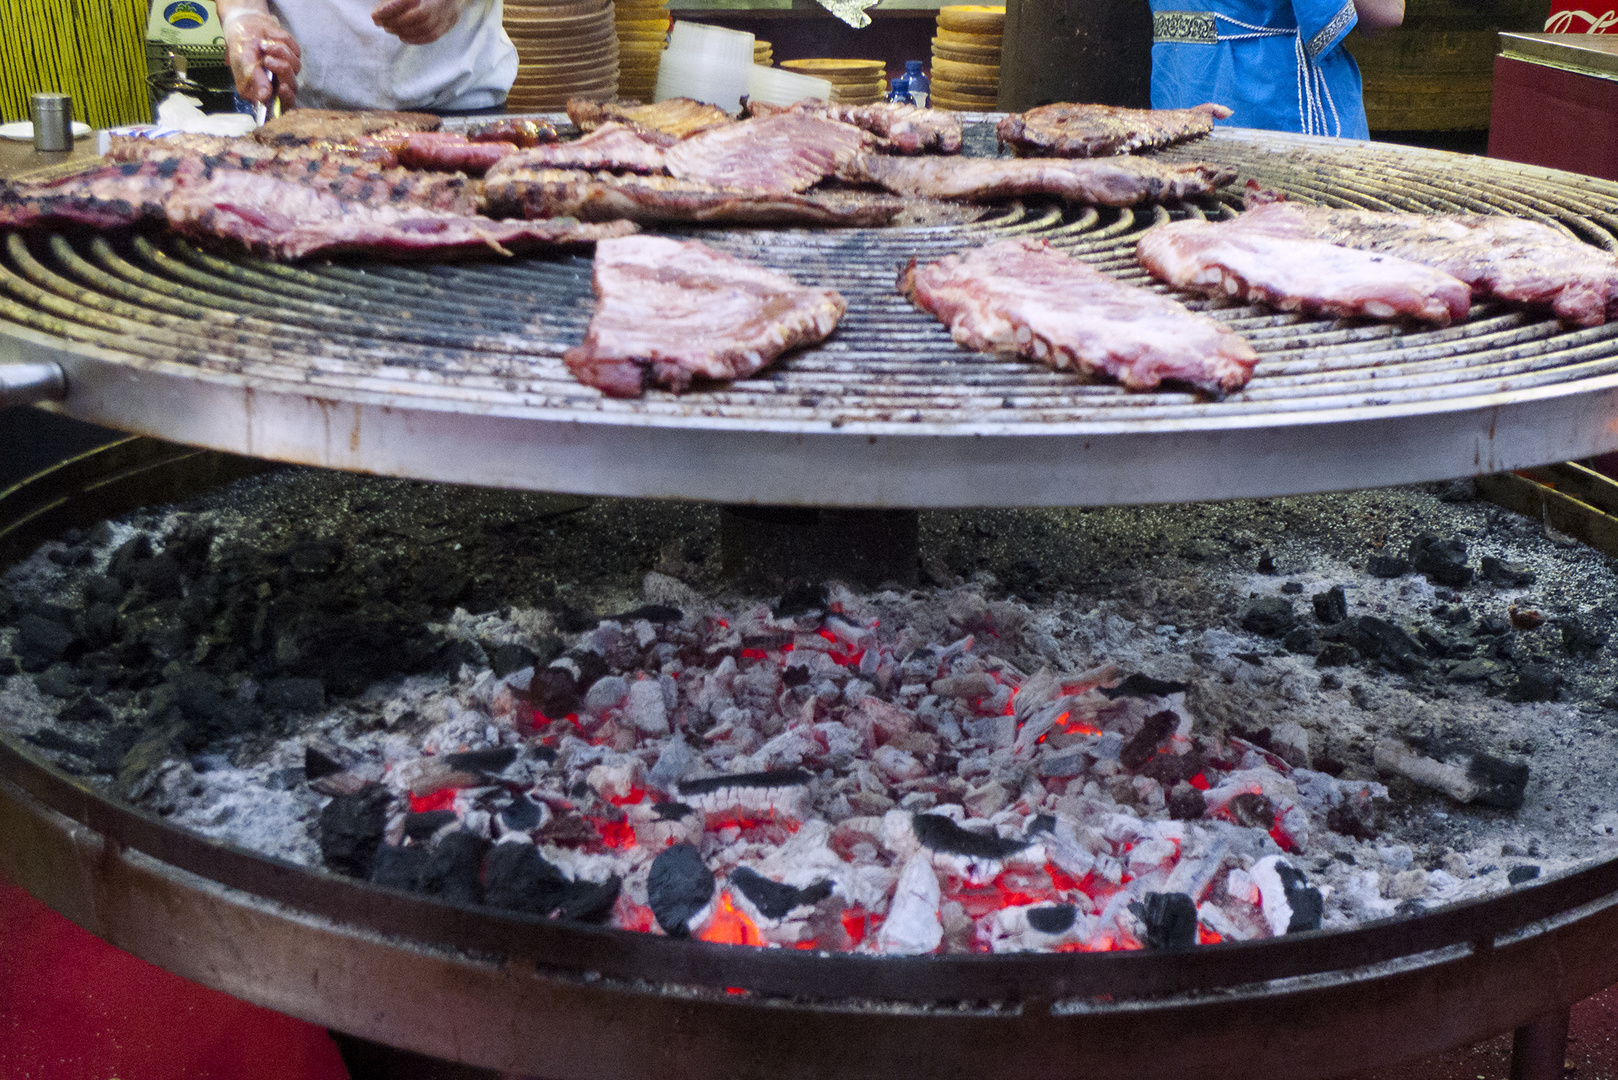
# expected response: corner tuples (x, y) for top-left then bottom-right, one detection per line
(0, 873), (348, 1080)
(1488, 55), (1618, 183)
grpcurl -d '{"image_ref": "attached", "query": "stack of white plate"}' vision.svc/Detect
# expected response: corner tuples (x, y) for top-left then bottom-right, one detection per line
(929, 5), (1004, 110)
(614, 0), (669, 102)
(504, 0), (619, 111)
(654, 21), (753, 112)
(779, 58), (886, 106)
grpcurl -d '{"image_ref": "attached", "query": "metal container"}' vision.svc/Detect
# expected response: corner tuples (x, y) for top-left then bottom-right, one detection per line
(28, 92), (73, 152)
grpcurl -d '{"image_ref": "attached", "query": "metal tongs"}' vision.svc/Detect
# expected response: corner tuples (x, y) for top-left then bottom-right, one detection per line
(253, 72), (283, 127)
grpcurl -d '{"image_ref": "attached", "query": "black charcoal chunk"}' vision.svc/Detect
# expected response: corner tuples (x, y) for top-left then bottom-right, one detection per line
(1506, 664), (1561, 704)
(773, 581), (830, 619)
(557, 876), (621, 924)
(1480, 556), (1536, 588)
(1282, 627), (1317, 655)
(1409, 534), (1473, 588)
(1280, 581), (1303, 594)
(1024, 814), (1057, 837)
(370, 843), (428, 891)
(15, 613), (78, 668)
(1465, 751), (1531, 811)
(648, 843), (715, 937)
(108, 534), (153, 584)
(1316, 642), (1358, 668)
(1256, 550), (1276, 574)
(1241, 597), (1296, 638)
(1168, 782), (1207, 821)
(728, 866), (834, 921)
(911, 813), (1030, 860)
(529, 666), (581, 718)
(57, 695), (112, 726)
(1137, 892), (1198, 949)
(1350, 616), (1426, 672)
(262, 676), (326, 712)
(303, 743), (348, 781)
(1312, 585), (1348, 625)
(490, 643), (539, 678)
(1275, 863), (1323, 933)
(417, 830), (487, 906)
(318, 784), (392, 878)
(1099, 673), (1190, 700)
(1120, 709), (1179, 770)
(609, 604), (684, 625)
(1226, 792), (1275, 830)
(34, 662), (83, 699)
(24, 727), (99, 759)
(679, 768), (811, 795)
(499, 795), (545, 832)
(1508, 865), (1541, 886)
(1027, 904), (1078, 935)
(443, 746), (518, 774)
(483, 842), (571, 914)
(653, 801), (696, 821)
(127, 554), (183, 600)
(1475, 614), (1512, 637)
(403, 809), (458, 841)
(1367, 554), (1411, 579)
(1561, 618), (1607, 657)
(82, 574), (124, 605)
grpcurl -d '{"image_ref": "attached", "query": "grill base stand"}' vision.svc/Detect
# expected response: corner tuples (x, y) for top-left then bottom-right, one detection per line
(1511, 1009), (1573, 1080)
(720, 506), (919, 588)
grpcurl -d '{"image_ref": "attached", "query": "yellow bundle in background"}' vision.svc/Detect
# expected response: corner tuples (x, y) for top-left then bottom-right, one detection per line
(0, 0), (151, 127)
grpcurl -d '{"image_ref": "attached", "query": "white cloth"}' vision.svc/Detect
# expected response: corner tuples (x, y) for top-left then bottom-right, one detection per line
(268, 0), (517, 111)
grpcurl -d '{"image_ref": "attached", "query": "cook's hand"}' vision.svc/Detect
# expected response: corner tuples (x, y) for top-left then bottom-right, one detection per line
(372, 0), (471, 44)
(222, 6), (300, 107)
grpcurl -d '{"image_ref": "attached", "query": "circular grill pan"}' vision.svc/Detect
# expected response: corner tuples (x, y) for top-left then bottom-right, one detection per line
(4, 126), (1618, 506)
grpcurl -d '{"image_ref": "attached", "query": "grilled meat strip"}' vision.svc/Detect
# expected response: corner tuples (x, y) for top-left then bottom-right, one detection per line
(481, 169), (904, 227)
(747, 100), (963, 154)
(255, 107), (440, 145)
(565, 234), (846, 397)
(845, 153), (1236, 207)
(464, 118), (557, 148)
(997, 102), (1231, 158)
(1137, 218), (1473, 326)
(663, 114), (877, 195)
(396, 132), (519, 175)
(105, 134), (479, 213)
(0, 159), (184, 229)
(1232, 200), (1618, 327)
(901, 238), (1259, 394)
(485, 123), (669, 176)
(162, 168), (634, 261)
(567, 97), (733, 141)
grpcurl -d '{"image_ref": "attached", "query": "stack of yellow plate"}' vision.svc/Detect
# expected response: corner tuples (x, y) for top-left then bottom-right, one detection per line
(753, 39), (773, 67)
(930, 5), (1003, 110)
(781, 58), (885, 106)
(504, 0), (619, 111)
(614, 0), (669, 102)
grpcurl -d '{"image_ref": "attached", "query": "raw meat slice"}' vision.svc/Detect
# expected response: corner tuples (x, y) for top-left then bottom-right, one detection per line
(663, 114), (877, 195)
(567, 98), (733, 141)
(844, 154), (1236, 207)
(396, 132), (518, 175)
(747, 100), (963, 154)
(160, 167), (635, 261)
(564, 235), (846, 397)
(485, 123), (669, 176)
(900, 238), (1259, 394)
(1232, 199), (1618, 327)
(996, 102), (1231, 158)
(481, 169), (904, 227)
(1137, 218), (1473, 325)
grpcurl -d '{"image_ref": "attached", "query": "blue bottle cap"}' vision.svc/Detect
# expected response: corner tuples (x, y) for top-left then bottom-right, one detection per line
(905, 60), (924, 73)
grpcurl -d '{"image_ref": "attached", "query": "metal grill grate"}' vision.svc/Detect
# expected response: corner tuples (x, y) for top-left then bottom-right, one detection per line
(3, 125), (1618, 506)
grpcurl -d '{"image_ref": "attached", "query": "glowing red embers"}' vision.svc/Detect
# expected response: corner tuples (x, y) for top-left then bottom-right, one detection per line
(409, 787), (457, 814)
(594, 820), (638, 849)
(1189, 772), (1211, 791)
(698, 892), (765, 947)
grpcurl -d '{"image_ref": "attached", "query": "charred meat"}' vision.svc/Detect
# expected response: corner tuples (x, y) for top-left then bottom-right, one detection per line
(564, 235), (846, 397)
(901, 238), (1259, 394)
(485, 123), (669, 175)
(396, 132), (519, 176)
(1137, 218), (1473, 326)
(844, 153), (1236, 207)
(255, 107), (440, 146)
(747, 99), (964, 154)
(567, 97), (733, 141)
(663, 113), (878, 195)
(0, 159), (187, 229)
(997, 102), (1231, 158)
(463, 117), (557, 148)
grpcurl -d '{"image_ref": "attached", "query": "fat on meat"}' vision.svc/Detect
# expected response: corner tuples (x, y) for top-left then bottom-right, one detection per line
(844, 153), (1236, 207)
(747, 99), (963, 154)
(482, 168), (905, 227)
(485, 123), (669, 177)
(996, 102), (1231, 158)
(900, 238), (1259, 394)
(161, 167), (635, 261)
(564, 235), (846, 397)
(1137, 218), (1473, 326)
(663, 113), (877, 195)
(1234, 197), (1618, 326)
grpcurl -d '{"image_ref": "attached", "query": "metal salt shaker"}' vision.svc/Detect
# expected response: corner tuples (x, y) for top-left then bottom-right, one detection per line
(30, 93), (74, 152)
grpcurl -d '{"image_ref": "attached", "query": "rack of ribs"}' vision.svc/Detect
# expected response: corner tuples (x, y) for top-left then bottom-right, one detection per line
(996, 102), (1231, 158)
(844, 154), (1237, 207)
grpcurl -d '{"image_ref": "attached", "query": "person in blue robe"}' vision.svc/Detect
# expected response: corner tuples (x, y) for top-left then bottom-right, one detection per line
(1149, 0), (1404, 139)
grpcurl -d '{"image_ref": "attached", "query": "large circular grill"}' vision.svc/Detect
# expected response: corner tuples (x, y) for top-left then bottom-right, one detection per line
(3, 126), (1618, 505)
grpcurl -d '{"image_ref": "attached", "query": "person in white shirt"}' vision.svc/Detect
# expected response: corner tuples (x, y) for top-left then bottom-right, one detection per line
(217, 0), (517, 113)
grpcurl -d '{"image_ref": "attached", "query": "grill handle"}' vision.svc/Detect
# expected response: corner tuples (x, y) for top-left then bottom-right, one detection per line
(0, 362), (66, 409)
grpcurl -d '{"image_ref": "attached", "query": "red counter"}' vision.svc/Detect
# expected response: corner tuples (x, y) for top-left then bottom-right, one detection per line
(1489, 34), (1618, 181)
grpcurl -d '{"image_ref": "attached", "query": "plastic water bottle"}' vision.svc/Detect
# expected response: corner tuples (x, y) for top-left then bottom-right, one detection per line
(904, 60), (929, 108)
(887, 76), (913, 104)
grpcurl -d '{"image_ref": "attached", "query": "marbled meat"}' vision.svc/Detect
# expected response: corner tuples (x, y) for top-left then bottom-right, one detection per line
(663, 113), (877, 195)
(901, 238), (1259, 394)
(997, 102), (1231, 158)
(567, 97), (732, 141)
(396, 132), (518, 175)
(0, 159), (185, 229)
(844, 153), (1236, 207)
(1137, 218), (1473, 325)
(480, 169), (904, 227)
(485, 123), (668, 175)
(1232, 199), (1618, 327)
(747, 99), (963, 154)
(565, 234), (846, 397)
(162, 168), (635, 261)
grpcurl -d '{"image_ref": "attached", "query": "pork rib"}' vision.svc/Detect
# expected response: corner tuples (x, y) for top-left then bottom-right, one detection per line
(161, 168), (634, 261)
(996, 102), (1231, 158)
(901, 238), (1259, 394)
(663, 113), (877, 195)
(1231, 201), (1618, 327)
(844, 154), (1236, 207)
(747, 100), (963, 154)
(566, 98), (732, 141)
(483, 168), (905, 227)
(1137, 218), (1473, 326)
(565, 235), (846, 397)
(485, 123), (669, 176)
(0, 159), (185, 230)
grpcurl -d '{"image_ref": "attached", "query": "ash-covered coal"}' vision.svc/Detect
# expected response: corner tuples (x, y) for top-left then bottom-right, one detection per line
(3, 469), (1618, 954)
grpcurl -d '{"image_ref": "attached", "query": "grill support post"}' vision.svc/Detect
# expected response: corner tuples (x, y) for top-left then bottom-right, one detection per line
(719, 506), (919, 588)
(1510, 1008), (1572, 1080)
